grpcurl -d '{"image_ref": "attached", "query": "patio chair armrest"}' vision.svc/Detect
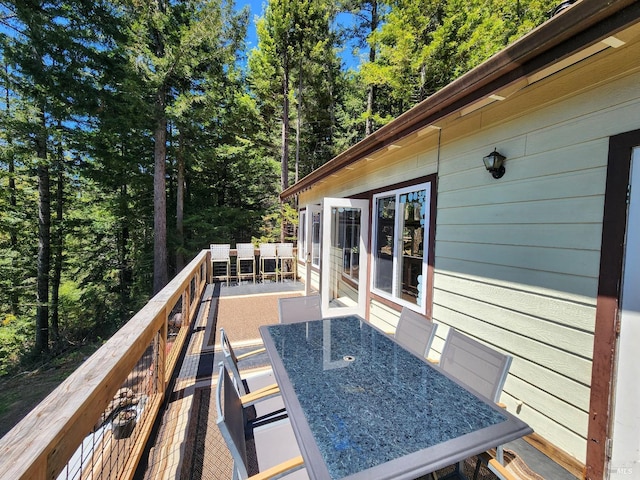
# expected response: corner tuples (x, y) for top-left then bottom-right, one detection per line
(478, 452), (515, 480)
(240, 384), (280, 406)
(236, 347), (267, 361)
(248, 383), (281, 397)
(249, 455), (304, 480)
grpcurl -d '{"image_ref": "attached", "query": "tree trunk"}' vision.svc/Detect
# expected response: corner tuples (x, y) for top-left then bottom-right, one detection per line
(35, 110), (50, 354)
(8, 146), (18, 315)
(280, 57), (290, 243)
(281, 61), (290, 192)
(50, 135), (64, 348)
(120, 187), (131, 323)
(365, 0), (378, 137)
(153, 86), (168, 294)
(295, 57), (303, 184)
(176, 129), (185, 272)
(6, 65), (18, 315)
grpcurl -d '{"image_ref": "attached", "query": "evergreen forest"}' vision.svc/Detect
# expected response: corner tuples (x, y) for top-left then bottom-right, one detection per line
(0, 0), (558, 374)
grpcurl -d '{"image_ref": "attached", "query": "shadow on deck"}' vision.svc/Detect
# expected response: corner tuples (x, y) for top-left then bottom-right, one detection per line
(137, 281), (578, 480)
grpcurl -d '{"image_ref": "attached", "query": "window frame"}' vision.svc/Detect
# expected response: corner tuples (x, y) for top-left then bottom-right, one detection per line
(298, 209), (307, 262)
(310, 207), (321, 268)
(371, 180), (434, 315)
(298, 204), (322, 269)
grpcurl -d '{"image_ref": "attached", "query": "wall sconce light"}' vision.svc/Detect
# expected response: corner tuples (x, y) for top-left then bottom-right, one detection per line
(483, 149), (506, 179)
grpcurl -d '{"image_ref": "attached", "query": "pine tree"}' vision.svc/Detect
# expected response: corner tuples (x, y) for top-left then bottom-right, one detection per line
(0, 0), (121, 353)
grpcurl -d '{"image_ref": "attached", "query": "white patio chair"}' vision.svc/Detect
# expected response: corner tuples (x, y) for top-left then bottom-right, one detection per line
(216, 363), (306, 480)
(236, 243), (256, 283)
(476, 452), (518, 480)
(210, 244), (231, 286)
(278, 295), (322, 324)
(259, 243), (278, 282)
(435, 328), (513, 480)
(276, 243), (296, 281)
(439, 328), (512, 408)
(219, 328), (280, 399)
(394, 307), (438, 359)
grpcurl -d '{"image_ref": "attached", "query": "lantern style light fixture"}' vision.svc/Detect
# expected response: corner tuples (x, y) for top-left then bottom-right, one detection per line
(483, 149), (506, 179)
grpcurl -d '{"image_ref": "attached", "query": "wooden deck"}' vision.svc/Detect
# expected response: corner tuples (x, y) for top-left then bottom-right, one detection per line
(139, 281), (579, 480)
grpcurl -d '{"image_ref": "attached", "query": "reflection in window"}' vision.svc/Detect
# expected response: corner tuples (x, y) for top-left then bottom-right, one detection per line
(338, 208), (360, 282)
(374, 196), (395, 294)
(298, 210), (307, 261)
(328, 206), (362, 307)
(312, 211), (321, 267)
(372, 183), (430, 310)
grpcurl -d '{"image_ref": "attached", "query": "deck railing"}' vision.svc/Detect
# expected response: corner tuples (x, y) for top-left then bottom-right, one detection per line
(0, 249), (211, 480)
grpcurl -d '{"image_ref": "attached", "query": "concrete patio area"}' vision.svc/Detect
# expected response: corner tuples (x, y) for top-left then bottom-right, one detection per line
(137, 281), (578, 480)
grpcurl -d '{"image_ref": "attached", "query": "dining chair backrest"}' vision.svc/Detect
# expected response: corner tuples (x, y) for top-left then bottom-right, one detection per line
(278, 295), (322, 324)
(259, 243), (278, 282)
(210, 244), (232, 285)
(210, 243), (231, 261)
(276, 243), (294, 258)
(217, 362), (305, 480)
(236, 243), (255, 259)
(394, 307), (437, 358)
(276, 243), (296, 281)
(219, 328), (247, 395)
(216, 363), (251, 479)
(439, 329), (512, 403)
(260, 243), (277, 258)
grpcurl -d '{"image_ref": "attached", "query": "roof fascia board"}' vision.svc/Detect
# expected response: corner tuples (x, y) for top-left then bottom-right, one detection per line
(281, 0), (640, 200)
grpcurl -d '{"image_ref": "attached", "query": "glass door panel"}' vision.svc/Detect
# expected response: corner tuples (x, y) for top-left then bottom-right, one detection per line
(310, 206), (321, 268)
(321, 198), (369, 317)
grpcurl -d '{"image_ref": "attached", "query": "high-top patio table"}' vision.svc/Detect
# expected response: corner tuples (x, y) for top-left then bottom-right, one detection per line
(259, 315), (533, 480)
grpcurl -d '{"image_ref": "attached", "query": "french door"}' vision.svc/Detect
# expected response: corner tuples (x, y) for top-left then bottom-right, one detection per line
(321, 198), (369, 318)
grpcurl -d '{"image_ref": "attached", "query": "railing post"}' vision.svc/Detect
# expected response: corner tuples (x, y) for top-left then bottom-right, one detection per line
(159, 308), (167, 393)
(184, 287), (190, 331)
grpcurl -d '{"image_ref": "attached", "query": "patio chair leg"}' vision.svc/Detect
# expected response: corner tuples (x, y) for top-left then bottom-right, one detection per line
(472, 457), (483, 480)
(457, 461), (466, 478)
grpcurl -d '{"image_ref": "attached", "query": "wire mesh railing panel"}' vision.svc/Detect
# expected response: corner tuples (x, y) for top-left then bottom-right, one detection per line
(0, 249), (210, 480)
(168, 295), (184, 355)
(58, 336), (160, 480)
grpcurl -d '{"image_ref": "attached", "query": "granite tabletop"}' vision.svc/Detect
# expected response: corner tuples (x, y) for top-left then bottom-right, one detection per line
(260, 316), (532, 480)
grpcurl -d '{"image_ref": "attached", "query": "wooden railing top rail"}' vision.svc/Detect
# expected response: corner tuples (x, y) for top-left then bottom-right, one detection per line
(0, 249), (210, 480)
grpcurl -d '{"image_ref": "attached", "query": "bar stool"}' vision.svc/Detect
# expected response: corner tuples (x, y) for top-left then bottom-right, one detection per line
(236, 243), (256, 283)
(276, 243), (296, 282)
(259, 243), (278, 282)
(210, 244), (231, 286)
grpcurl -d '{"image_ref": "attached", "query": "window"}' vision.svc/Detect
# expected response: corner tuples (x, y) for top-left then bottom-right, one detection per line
(298, 206), (322, 268)
(336, 208), (360, 282)
(372, 182), (431, 312)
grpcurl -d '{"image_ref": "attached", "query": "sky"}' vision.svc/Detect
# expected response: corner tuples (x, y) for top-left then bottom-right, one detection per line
(240, 0), (263, 51)
(236, 0), (362, 70)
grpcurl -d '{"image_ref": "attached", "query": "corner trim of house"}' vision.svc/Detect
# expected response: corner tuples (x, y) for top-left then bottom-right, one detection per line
(587, 129), (640, 480)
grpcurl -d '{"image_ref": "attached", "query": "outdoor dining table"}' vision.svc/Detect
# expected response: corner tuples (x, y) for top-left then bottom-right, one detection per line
(259, 315), (533, 480)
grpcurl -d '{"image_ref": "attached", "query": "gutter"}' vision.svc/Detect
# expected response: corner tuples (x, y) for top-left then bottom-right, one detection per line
(281, 0), (640, 200)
